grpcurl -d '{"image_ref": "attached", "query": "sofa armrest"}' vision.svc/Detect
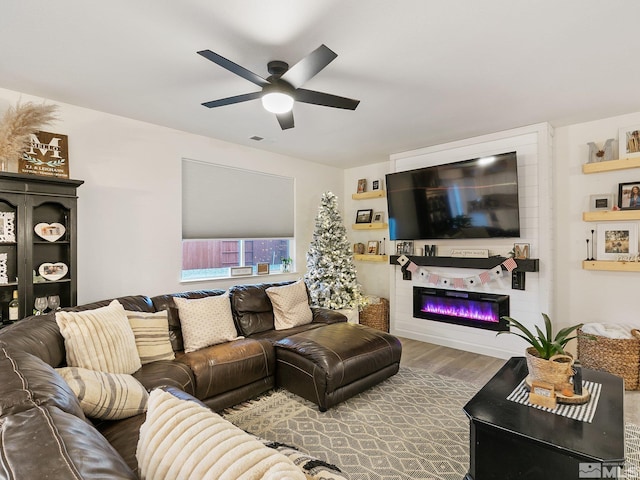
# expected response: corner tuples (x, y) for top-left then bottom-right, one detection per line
(311, 307), (347, 324)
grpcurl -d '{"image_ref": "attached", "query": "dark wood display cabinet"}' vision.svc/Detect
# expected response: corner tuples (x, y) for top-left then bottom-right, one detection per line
(0, 173), (83, 321)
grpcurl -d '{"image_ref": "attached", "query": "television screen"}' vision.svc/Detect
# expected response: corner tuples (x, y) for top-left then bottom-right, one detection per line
(386, 152), (520, 240)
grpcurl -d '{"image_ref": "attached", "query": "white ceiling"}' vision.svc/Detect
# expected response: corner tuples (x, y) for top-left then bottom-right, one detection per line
(1, 1), (638, 168)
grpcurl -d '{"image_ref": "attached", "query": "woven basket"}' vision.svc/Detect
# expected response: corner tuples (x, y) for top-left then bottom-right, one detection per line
(578, 328), (640, 390)
(525, 347), (574, 390)
(360, 298), (389, 332)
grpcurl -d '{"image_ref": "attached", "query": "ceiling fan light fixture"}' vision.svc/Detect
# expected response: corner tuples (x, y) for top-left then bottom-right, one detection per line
(261, 91), (294, 114)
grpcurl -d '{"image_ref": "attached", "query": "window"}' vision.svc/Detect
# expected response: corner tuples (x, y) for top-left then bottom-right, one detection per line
(181, 159), (294, 281)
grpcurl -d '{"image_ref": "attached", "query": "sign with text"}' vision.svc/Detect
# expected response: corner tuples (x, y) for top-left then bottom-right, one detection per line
(19, 131), (69, 178)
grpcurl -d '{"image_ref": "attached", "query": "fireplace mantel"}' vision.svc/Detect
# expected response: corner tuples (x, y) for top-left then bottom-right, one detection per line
(389, 255), (539, 272)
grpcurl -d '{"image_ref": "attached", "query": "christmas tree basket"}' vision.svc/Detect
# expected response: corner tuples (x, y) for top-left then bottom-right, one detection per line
(577, 327), (640, 390)
(359, 298), (389, 332)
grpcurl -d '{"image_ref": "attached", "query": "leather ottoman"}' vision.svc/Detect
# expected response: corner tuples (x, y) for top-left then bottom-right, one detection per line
(274, 323), (402, 411)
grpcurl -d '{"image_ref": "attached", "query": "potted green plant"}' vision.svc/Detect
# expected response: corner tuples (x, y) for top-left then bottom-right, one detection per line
(497, 313), (584, 388)
(281, 257), (292, 273)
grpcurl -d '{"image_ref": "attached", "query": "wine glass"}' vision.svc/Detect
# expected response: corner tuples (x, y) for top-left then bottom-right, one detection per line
(34, 297), (48, 316)
(47, 295), (61, 312)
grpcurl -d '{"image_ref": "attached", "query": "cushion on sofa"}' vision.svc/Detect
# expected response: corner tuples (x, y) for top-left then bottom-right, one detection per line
(56, 299), (141, 374)
(230, 282), (296, 336)
(266, 279), (313, 330)
(150, 290), (226, 352)
(173, 294), (242, 353)
(136, 389), (306, 480)
(0, 346), (86, 420)
(126, 310), (175, 364)
(0, 405), (137, 479)
(57, 367), (148, 420)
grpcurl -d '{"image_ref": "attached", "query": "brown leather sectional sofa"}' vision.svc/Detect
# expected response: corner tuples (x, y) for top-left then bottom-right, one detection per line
(0, 281), (402, 479)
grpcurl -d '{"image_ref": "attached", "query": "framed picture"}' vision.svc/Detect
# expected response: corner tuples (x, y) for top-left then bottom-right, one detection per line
(513, 243), (530, 260)
(619, 125), (640, 159)
(353, 242), (365, 254)
(397, 241), (414, 255)
(356, 209), (373, 224)
(597, 223), (638, 260)
(372, 179), (381, 191)
(367, 240), (379, 255)
(357, 178), (367, 193)
(590, 194), (614, 211)
(257, 263), (270, 275)
(617, 182), (640, 209)
(372, 211), (385, 223)
(230, 266), (253, 276)
(0, 212), (16, 243)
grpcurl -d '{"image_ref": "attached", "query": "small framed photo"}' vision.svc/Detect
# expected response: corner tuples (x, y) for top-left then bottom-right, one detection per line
(372, 211), (385, 223)
(353, 242), (365, 254)
(597, 223), (638, 260)
(355, 209), (373, 224)
(619, 125), (640, 159)
(257, 263), (270, 275)
(367, 240), (379, 255)
(617, 182), (640, 209)
(357, 178), (367, 193)
(372, 179), (381, 191)
(590, 194), (614, 211)
(0, 212), (16, 243)
(513, 243), (530, 260)
(397, 241), (414, 255)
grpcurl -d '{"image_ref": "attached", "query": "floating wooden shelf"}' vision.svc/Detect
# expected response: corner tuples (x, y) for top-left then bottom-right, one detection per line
(582, 157), (640, 174)
(389, 255), (539, 272)
(582, 260), (640, 272)
(582, 210), (640, 221)
(354, 254), (388, 262)
(352, 223), (388, 230)
(352, 190), (386, 200)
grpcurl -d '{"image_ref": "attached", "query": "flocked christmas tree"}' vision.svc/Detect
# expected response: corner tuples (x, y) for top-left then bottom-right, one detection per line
(305, 191), (365, 310)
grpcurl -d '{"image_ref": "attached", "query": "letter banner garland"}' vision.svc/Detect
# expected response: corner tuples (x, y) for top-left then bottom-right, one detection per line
(397, 257), (519, 287)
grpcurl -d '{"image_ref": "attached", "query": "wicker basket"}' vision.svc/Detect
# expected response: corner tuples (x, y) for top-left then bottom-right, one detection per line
(577, 327), (640, 390)
(360, 298), (389, 332)
(525, 347), (574, 390)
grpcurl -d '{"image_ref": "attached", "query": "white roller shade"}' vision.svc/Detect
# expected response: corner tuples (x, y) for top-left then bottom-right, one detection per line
(182, 159), (294, 239)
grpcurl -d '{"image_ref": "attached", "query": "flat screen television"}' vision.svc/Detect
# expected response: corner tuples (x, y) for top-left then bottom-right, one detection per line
(386, 151), (520, 240)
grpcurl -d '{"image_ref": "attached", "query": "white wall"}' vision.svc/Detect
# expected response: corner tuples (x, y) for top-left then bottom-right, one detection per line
(0, 88), (344, 303)
(344, 162), (391, 299)
(555, 112), (640, 328)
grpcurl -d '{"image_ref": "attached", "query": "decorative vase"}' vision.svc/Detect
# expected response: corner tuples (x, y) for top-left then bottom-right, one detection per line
(525, 347), (574, 390)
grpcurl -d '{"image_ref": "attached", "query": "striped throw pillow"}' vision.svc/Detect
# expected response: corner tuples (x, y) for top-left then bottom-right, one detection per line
(57, 367), (148, 420)
(56, 300), (141, 374)
(136, 389), (306, 480)
(126, 310), (175, 364)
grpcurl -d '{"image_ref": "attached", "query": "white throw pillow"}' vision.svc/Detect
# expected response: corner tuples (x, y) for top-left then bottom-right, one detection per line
(266, 280), (313, 330)
(57, 367), (148, 420)
(126, 310), (175, 364)
(136, 389), (305, 480)
(56, 300), (141, 374)
(173, 294), (242, 353)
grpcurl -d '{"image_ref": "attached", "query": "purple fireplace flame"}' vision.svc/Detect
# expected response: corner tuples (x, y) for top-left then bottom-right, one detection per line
(420, 298), (499, 323)
(414, 287), (509, 332)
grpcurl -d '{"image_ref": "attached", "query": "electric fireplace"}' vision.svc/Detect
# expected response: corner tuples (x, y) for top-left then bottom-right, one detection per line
(413, 286), (509, 332)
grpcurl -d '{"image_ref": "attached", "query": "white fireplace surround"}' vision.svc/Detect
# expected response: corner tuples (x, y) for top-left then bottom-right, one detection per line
(388, 124), (554, 359)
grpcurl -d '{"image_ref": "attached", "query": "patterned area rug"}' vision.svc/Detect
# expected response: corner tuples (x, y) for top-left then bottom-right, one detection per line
(222, 368), (640, 480)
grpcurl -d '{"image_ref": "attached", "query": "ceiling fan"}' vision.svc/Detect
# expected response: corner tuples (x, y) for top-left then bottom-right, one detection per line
(197, 44), (360, 130)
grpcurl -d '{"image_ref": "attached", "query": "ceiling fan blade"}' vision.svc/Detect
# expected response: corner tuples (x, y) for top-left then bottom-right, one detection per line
(276, 111), (294, 130)
(280, 44), (337, 89)
(295, 88), (360, 110)
(201, 91), (262, 108)
(197, 50), (270, 87)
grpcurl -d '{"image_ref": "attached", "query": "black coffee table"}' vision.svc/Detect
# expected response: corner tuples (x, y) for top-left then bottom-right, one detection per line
(463, 357), (625, 480)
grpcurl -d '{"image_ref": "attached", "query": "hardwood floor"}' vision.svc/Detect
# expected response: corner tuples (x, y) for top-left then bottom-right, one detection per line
(398, 336), (640, 425)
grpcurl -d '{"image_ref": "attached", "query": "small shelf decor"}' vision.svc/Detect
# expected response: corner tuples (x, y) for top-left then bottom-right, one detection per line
(34, 222), (66, 242)
(0, 212), (15, 243)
